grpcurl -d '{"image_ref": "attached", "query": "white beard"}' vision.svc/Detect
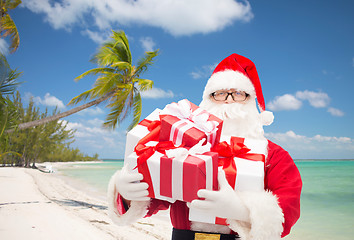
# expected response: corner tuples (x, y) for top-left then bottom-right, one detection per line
(200, 98), (266, 141)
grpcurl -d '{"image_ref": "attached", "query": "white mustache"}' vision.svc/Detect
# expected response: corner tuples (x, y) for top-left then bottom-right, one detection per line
(200, 98), (266, 140)
(204, 102), (249, 120)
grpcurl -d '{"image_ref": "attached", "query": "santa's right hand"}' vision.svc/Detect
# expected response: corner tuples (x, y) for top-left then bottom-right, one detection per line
(115, 166), (150, 201)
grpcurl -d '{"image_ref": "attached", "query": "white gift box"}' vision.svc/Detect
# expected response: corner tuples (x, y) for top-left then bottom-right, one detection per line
(189, 136), (267, 225)
(124, 108), (161, 160)
(124, 141), (176, 203)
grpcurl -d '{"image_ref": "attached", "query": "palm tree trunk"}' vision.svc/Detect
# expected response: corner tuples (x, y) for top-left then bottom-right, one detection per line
(6, 91), (115, 133)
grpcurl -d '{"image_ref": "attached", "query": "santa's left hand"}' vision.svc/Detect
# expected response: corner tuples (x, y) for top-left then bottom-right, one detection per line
(190, 169), (250, 222)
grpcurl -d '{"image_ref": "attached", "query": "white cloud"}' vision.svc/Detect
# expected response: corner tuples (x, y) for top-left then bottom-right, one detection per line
(81, 29), (110, 44)
(141, 87), (174, 99)
(65, 119), (110, 137)
(312, 134), (351, 143)
(265, 131), (308, 143)
(267, 131), (352, 144)
(190, 63), (217, 79)
(32, 92), (66, 109)
(78, 106), (104, 116)
(63, 118), (127, 158)
(87, 118), (104, 126)
(21, 0), (90, 30)
(0, 39), (9, 55)
(140, 37), (156, 52)
(268, 90), (343, 117)
(327, 107), (344, 117)
(295, 90), (330, 108)
(265, 130), (354, 159)
(22, 0), (253, 36)
(267, 94), (302, 111)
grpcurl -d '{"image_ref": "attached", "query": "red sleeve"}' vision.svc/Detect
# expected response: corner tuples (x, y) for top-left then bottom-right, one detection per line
(116, 193), (128, 215)
(145, 198), (171, 217)
(265, 141), (302, 238)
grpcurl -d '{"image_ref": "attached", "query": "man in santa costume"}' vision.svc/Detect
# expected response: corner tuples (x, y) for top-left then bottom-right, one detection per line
(107, 53), (302, 240)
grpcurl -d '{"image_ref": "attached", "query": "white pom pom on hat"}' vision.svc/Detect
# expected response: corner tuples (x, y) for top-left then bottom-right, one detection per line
(260, 111), (274, 126)
(203, 53), (274, 125)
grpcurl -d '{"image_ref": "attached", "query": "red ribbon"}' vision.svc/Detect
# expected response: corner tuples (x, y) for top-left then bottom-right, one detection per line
(134, 141), (177, 168)
(133, 140), (177, 199)
(212, 137), (265, 226)
(129, 119), (161, 198)
(138, 119), (161, 145)
(212, 137), (265, 189)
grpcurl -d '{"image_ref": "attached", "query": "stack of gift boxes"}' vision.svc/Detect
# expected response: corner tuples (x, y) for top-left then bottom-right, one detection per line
(124, 99), (267, 225)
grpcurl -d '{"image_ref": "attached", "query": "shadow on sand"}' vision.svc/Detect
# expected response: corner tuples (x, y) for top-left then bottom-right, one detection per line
(51, 199), (108, 210)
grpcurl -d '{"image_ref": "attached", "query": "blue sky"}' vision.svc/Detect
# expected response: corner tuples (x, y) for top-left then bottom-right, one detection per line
(2, 0), (353, 159)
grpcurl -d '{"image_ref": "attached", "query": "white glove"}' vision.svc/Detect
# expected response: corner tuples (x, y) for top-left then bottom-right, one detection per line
(190, 169), (250, 222)
(115, 166), (150, 201)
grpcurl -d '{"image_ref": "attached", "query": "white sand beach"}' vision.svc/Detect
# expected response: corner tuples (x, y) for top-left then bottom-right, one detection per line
(0, 167), (172, 240)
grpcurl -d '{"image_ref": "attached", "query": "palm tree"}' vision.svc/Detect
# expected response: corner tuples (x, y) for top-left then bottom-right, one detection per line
(0, 52), (21, 96)
(0, 52), (21, 135)
(10, 30), (159, 132)
(0, 0), (21, 53)
(0, 52), (21, 159)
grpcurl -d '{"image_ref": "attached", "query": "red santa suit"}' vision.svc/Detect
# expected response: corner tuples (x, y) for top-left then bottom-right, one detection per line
(107, 53), (302, 239)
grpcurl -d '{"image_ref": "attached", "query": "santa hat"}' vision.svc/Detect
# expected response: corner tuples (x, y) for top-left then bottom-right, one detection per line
(202, 53), (274, 125)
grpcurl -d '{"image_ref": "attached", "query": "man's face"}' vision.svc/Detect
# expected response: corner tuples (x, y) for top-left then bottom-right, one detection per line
(200, 88), (265, 139)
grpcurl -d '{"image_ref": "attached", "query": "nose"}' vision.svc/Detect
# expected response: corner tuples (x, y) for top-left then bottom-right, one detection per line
(224, 94), (234, 104)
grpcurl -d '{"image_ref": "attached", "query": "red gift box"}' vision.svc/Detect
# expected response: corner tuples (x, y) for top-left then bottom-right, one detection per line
(127, 140), (219, 203)
(159, 99), (223, 147)
(160, 150), (218, 202)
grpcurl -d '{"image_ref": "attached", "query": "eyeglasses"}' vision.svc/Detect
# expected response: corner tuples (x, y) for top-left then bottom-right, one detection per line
(211, 90), (249, 102)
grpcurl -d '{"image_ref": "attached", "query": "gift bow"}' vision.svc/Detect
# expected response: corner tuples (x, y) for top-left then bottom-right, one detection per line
(212, 137), (265, 188)
(165, 139), (212, 162)
(134, 141), (177, 169)
(138, 119), (161, 145)
(161, 99), (219, 134)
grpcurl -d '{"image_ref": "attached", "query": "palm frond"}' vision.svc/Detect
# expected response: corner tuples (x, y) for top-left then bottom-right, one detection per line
(74, 67), (115, 82)
(92, 45), (119, 66)
(94, 74), (120, 96)
(111, 30), (131, 63)
(0, 96), (19, 137)
(127, 91), (142, 131)
(0, 53), (22, 96)
(0, 14), (20, 53)
(103, 89), (132, 129)
(110, 61), (132, 71)
(93, 31), (132, 67)
(68, 88), (97, 105)
(0, 72), (20, 95)
(5, 0), (22, 10)
(133, 78), (154, 92)
(134, 50), (159, 78)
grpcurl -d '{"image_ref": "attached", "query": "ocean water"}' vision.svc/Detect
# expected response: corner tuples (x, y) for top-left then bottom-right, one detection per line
(58, 160), (354, 240)
(57, 160), (124, 197)
(285, 160), (354, 240)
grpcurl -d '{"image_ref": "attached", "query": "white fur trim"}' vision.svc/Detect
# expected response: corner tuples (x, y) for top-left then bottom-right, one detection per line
(107, 169), (150, 225)
(260, 111), (274, 126)
(227, 191), (284, 240)
(203, 70), (256, 100)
